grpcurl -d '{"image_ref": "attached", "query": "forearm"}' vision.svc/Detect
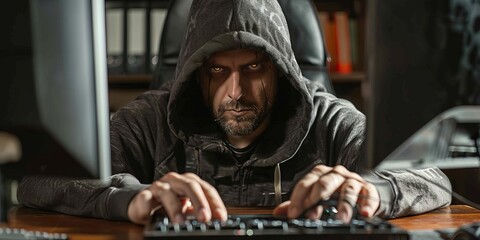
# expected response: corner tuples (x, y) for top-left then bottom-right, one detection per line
(17, 173), (148, 221)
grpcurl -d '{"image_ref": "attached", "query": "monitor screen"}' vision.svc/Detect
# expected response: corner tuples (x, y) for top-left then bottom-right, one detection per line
(0, 0), (111, 180)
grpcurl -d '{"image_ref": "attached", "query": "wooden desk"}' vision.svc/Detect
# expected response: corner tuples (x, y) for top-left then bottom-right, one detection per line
(3, 205), (480, 240)
(390, 205), (480, 230)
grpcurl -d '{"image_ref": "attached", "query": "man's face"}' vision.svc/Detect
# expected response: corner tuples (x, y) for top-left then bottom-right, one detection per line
(199, 49), (277, 136)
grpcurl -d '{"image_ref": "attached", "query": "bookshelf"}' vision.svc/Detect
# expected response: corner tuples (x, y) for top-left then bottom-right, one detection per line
(106, 0), (368, 112)
(314, 0), (367, 112)
(105, 0), (169, 112)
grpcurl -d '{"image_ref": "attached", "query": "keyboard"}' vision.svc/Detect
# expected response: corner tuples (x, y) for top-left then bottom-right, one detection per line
(0, 227), (68, 240)
(144, 213), (410, 240)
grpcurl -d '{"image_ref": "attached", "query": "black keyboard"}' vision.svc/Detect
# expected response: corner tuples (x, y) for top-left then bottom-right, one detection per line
(144, 214), (410, 240)
(0, 227), (68, 240)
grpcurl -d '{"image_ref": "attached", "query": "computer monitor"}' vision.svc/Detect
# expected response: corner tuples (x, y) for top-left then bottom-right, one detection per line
(0, 0), (111, 206)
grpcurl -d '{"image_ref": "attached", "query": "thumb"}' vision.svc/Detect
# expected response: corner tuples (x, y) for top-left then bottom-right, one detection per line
(128, 190), (161, 225)
(272, 201), (291, 217)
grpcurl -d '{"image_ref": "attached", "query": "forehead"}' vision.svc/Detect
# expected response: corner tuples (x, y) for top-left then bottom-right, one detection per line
(206, 49), (269, 65)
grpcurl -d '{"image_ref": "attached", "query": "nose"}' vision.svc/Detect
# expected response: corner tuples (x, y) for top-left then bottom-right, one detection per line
(226, 70), (243, 100)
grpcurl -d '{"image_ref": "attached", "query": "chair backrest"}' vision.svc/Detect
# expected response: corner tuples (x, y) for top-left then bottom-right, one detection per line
(150, 0), (335, 94)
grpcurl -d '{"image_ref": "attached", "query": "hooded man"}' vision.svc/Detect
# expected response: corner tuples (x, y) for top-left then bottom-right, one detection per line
(18, 0), (451, 225)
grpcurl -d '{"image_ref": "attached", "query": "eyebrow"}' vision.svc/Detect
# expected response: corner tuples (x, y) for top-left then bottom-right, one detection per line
(205, 54), (271, 68)
(244, 55), (270, 66)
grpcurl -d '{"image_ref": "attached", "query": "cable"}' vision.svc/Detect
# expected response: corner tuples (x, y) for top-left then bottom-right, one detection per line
(475, 133), (480, 159)
(446, 124), (480, 211)
(452, 190), (480, 210)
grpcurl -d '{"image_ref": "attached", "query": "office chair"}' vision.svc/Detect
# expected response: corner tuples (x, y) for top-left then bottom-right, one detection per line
(150, 0), (335, 95)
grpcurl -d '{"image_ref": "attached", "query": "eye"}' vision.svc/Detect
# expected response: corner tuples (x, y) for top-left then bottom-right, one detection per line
(210, 66), (224, 73)
(247, 63), (261, 70)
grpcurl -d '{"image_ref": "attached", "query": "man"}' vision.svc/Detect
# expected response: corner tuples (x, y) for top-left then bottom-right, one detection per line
(18, 0), (451, 225)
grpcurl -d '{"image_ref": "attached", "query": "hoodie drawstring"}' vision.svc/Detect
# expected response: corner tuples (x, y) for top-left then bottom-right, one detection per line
(274, 163), (282, 205)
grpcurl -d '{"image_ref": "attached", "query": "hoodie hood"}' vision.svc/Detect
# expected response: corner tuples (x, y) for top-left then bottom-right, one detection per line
(167, 0), (314, 167)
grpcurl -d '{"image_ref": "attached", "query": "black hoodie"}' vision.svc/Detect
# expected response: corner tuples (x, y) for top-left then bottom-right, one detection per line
(18, 0), (451, 221)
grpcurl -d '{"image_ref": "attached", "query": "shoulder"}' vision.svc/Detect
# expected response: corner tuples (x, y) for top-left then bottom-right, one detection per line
(109, 89), (171, 135)
(314, 92), (365, 126)
(305, 79), (364, 117)
(112, 89), (169, 118)
(309, 91), (366, 161)
(300, 79), (366, 133)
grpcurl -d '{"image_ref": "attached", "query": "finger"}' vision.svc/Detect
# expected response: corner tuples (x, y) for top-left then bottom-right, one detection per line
(305, 205), (323, 220)
(162, 173), (213, 222)
(331, 165), (365, 183)
(181, 198), (194, 215)
(127, 189), (162, 225)
(310, 164), (333, 175)
(288, 165), (333, 218)
(272, 201), (290, 217)
(288, 172), (321, 218)
(185, 173), (228, 221)
(357, 182), (380, 217)
(150, 181), (185, 223)
(336, 178), (362, 222)
(309, 171), (346, 203)
(301, 171), (345, 221)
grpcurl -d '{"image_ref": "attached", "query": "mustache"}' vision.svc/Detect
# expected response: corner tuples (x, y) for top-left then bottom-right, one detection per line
(218, 100), (259, 113)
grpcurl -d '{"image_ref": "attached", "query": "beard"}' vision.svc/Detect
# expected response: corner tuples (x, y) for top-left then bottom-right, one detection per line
(213, 97), (269, 136)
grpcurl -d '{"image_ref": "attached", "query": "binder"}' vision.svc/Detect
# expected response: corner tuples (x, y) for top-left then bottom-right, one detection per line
(106, 7), (124, 74)
(105, 1), (170, 75)
(150, 8), (167, 72)
(126, 7), (147, 74)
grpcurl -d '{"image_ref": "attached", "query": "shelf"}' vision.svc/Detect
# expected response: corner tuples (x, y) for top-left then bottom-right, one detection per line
(108, 74), (152, 84)
(108, 74), (151, 90)
(331, 71), (365, 83)
(109, 88), (146, 112)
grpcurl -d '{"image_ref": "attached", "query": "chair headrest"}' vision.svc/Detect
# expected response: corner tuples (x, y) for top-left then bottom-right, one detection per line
(158, 0), (193, 66)
(158, 0), (327, 68)
(153, 0), (333, 93)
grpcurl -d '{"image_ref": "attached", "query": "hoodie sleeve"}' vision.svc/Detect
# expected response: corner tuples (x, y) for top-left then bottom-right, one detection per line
(362, 168), (452, 219)
(17, 90), (170, 221)
(17, 174), (148, 221)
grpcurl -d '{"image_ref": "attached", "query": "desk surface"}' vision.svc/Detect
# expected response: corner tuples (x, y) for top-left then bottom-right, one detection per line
(3, 205), (480, 240)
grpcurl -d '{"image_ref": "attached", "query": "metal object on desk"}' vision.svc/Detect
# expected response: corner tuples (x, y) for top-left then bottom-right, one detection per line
(0, 132), (21, 165)
(0, 131), (22, 223)
(376, 106), (480, 170)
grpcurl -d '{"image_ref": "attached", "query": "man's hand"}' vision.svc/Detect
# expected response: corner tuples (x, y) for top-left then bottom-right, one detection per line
(127, 172), (228, 225)
(273, 165), (379, 222)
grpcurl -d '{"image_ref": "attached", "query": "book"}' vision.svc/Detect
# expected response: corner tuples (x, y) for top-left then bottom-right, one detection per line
(349, 14), (359, 71)
(318, 11), (338, 72)
(333, 11), (352, 73)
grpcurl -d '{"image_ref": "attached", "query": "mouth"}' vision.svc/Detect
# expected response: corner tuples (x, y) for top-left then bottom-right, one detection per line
(224, 108), (254, 116)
